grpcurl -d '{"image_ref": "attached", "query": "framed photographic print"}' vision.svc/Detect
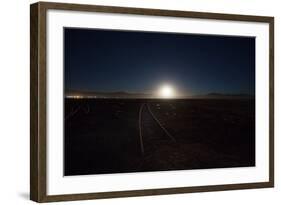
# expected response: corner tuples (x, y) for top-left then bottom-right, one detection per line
(30, 1), (274, 202)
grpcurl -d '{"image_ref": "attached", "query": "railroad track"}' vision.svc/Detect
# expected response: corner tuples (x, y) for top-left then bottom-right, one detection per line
(65, 103), (90, 121)
(66, 101), (176, 156)
(138, 103), (176, 155)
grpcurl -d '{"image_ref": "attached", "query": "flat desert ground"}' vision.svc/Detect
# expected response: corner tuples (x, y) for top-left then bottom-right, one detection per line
(64, 98), (255, 176)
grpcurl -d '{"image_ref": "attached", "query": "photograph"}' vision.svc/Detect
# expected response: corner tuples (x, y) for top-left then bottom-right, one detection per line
(30, 2), (274, 202)
(63, 28), (256, 176)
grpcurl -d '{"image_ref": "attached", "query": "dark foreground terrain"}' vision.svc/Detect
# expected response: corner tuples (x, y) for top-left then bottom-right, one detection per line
(64, 98), (255, 176)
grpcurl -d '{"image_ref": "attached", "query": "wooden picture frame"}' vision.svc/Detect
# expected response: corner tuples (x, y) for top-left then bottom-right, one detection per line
(30, 1), (274, 202)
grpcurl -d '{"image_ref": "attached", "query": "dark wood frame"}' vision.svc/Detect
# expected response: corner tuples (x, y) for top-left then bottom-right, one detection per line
(30, 1), (274, 203)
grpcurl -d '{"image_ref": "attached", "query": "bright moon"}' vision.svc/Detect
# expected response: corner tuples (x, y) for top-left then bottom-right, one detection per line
(159, 85), (175, 98)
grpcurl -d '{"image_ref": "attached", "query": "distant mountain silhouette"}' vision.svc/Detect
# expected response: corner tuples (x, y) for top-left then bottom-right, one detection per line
(65, 89), (254, 99)
(193, 92), (254, 99)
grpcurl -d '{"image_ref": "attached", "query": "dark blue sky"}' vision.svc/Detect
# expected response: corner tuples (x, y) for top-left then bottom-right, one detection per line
(64, 28), (255, 96)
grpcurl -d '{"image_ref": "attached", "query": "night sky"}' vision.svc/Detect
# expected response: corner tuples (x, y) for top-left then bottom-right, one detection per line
(64, 28), (255, 96)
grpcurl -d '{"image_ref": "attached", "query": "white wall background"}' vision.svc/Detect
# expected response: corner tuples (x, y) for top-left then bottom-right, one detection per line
(0, 0), (279, 204)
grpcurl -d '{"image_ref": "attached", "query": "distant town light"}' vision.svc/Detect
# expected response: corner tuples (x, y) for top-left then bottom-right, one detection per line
(66, 95), (83, 99)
